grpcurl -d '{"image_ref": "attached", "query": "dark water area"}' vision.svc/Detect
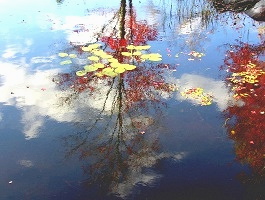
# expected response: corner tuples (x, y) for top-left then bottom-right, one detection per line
(0, 0), (265, 199)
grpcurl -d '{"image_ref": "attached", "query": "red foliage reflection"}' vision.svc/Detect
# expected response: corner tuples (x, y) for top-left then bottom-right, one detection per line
(223, 41), (265, 177)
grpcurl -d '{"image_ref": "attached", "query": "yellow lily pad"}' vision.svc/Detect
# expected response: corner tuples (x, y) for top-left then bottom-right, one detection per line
(114, 66), (126, 74)
(87, 56), (100, 61)
(123, 64), (136, 70)
(84, 64), (98, 72)
(60, 60), (72, 65)
(121, 52), (132, 57)
(108, 58), (119, 63)
(93, 63), (105, 68)
(133, 51), (142, 56)
(69, 54), (77, 58)
(58, 52), (68, 57)
(134, 45), (151, 50)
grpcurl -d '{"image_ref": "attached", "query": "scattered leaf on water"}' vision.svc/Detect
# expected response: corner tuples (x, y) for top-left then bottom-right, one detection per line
(121, 52), (132, 57)
(123, 64), (136, 70)
(114, 66), (126, 74)
(82, 43), (101, 51)
(60, 60), (72, 65)
(135, 45), (151, 50)
(84, 64), (98, 72)
(133, 51), (142, 56)
(108, 58), (119, 63)
(93, 63), (105, 68)
(69, 54), (77, 58)
(87, 56), (100, 61)
(58, 52), (68, 57)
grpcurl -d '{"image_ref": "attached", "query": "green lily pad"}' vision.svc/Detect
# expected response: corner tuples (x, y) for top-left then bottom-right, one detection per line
(76, 70), (87, 76)
(60, 60), (72, 65)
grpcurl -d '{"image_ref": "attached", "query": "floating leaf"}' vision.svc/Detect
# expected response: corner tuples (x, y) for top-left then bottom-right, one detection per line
(92, 49), (105, 56)
(93, 63), (105, 68)
(69, 54), (77, 58)
(100, 53), (113, 59)
(114, 66), (126, 74)
(95, 72), (104, 77)
(108, 58), (119, 63)
(60, 60), (72, 65)
(58, 52), (68, 57)
(102, 68), (118, 77)
(123, 64), (136, 70)
(87, 56), (100, 61)
(134, 45), (151, 50)
(133, 51), (142, 56)
(121, 52), (132, 57)
(127, 45), (135, 50)
(110, 62), (123, 68)
(76, 70), (87, 76)
(84, 64), (98, 72)
(148, 57), (162, 61)
(82, 43), (101, 52)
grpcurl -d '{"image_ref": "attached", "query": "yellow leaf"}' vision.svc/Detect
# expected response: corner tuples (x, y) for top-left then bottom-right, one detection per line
(60, 60), (72, 65)
(58, 53), (68, 57)
(121, 52), (132, 57)
(84, 64), (98, 72)
(87, 56), (100, 61)
(69, 54), (77, 58)
(93, 63), (105, 68)
(134, 45), (151, 50)
(133, 51), (142, 56)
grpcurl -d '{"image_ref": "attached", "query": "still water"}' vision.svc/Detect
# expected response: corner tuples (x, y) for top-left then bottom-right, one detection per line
(0, 0), (264, 199)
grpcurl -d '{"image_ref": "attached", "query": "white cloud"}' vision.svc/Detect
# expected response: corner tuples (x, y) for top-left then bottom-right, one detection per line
(168, 73), (235, 111)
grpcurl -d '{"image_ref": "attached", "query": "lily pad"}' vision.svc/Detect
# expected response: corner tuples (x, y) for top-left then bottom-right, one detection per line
(88, 56), (100, 61)
(69, 54), (77, 58)
(135, 45), (151, 50)
(58, 52), (68, 57)
(108, 58), (119, 63)
(84, 64), (98, 72)
(60, 60), (72, 65)
(114, 66), (126, 74)
(121, 52), (132, 57)
(82, 43), (101, 51)
(123, 64), (136, 70)
(133, 51), (142, 56)
(93, 63), (105, 68)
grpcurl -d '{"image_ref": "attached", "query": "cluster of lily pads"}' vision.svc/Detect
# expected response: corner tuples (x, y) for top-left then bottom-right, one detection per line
(181, 87), (213, 106)
(58, 43), (162, 78)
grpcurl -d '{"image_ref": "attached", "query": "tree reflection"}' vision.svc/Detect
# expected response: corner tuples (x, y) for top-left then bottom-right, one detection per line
(56, 0), (177, 196)
(222, 40), (265, 180)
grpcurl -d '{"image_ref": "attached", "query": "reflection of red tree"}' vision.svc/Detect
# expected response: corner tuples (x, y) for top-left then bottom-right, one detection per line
(223, 42), (265, 177)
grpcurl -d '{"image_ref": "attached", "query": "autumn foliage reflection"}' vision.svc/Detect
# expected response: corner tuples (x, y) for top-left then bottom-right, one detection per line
(222, 41), (265, 178)
(56, 0), (176, 195)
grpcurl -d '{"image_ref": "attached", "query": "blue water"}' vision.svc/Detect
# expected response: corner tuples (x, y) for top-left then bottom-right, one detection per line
(0, 0), (264, 199)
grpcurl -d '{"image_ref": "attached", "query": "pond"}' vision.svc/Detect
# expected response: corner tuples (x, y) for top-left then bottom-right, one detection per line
(0, 0), (264, 199)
